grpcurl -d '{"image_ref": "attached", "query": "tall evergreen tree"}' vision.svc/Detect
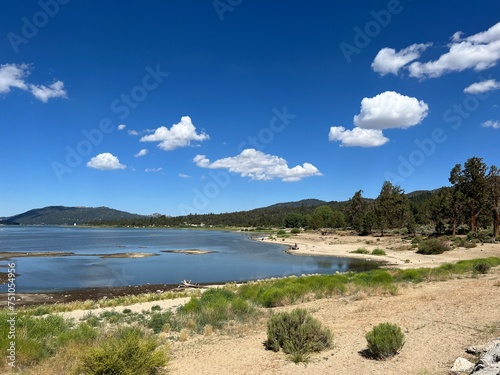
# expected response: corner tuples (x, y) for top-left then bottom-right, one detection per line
(449, 157), (489, 232)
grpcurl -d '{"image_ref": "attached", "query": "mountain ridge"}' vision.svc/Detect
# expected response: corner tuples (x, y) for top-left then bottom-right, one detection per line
(1, 190), (434, 226)
(0, 206), (145, 226)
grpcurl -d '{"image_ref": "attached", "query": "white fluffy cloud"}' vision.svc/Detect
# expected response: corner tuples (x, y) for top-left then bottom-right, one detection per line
(328, 127), (389, 147)
(134, 149), (148, 157)
(0, 63), (28, 93)
(29, 81), (67, 103)
(372, 43), (431, 76)
(329, 91), (428, 148)
(128, 130), (139, 136)
(409, 22), (500, 78)
(87, 153), (126, 170)
(0, 63), (67, 102)
(372, 22), (500, 79)
(193, 148), (322, 182)
(482, 120), (500, 129)
(464, 79), (500, 94)
(353, 91), (429, 130)
(140, 116), (209, 151)
(118, 124), (126, 130)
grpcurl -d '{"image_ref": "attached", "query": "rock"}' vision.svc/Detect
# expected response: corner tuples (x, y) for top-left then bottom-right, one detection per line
(470, 340), (500, 375)
(451, 357), (475, 373)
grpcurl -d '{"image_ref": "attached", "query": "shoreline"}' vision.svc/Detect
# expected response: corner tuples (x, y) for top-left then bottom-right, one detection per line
(3, 231), (500, 307)
(265, 232), (500, 269)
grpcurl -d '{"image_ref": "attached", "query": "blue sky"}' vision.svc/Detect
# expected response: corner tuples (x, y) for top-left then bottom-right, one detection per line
(1, 0), (499, 217)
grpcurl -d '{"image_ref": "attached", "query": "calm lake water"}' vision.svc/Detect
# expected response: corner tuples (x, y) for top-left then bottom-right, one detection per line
(0, 226), (378, 292)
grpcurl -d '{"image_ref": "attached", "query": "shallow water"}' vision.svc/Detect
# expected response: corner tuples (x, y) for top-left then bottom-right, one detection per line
(0, 226), (377, 292)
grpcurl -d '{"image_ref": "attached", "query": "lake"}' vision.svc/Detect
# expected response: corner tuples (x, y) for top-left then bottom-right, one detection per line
(0, 226), (377, 292)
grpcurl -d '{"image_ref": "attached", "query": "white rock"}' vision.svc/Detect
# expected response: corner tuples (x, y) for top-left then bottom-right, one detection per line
(451, 357), (475, 373)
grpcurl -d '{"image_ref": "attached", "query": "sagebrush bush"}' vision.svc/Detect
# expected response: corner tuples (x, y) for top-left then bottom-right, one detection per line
(264, 308), (332, 362)
(371, 248), (386, 256)
(417, 238), (450, 255)
(351, 248), (369, 254)
(365, 322), (405, 360)
(77, 326), (168, 375)
(474, 262), (491, 274)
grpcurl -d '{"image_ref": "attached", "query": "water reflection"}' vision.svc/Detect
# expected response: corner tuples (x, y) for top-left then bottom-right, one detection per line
(0, 227), (379, 292)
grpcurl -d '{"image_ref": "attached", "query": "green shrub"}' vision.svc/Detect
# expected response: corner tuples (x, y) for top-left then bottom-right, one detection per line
(148, 312), (173, 334)
(365, 322), (405, 360)
(399, 269), (424, 283)
(277, 230), (287, 236)
(77, 327), (168, 375)
(291, 228), (301, 234)
(417, 238), (450, 255)
(265, 308), (332, 362)
(350, 248), (369, 254)
(473, 262), (491, 274)
(467, 230), (495, 244)
(464, 241), (477, 248)
(371, 248), (386, 256)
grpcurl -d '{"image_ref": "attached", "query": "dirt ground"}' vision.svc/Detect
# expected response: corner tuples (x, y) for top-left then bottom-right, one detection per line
(167, 233), (500, 375)
(169, 268), (500, 375)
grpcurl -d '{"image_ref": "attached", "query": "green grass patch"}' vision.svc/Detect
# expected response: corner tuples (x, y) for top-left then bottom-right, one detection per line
(350, 248), (370, 254)
(371, 248), (386, 256)
(176, 288), (259, 332)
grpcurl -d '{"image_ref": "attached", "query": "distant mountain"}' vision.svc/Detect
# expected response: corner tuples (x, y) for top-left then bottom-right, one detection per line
(263, 199), (328, 210)
(0, 206), (145, 226)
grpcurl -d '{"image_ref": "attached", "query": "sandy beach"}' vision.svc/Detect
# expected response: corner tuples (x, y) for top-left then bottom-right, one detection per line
(274, 232), (500, 269)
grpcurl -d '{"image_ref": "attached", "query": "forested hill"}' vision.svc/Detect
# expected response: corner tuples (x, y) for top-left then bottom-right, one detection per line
(1, 206), (145, 226)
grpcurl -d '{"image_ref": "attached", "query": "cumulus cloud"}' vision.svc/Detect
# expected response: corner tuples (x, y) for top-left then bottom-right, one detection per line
(117, 124), (126, 130)
(134, 149), (148, 157)
(145, 168), (162, 173)
(372, 43), (431, 76)
(328, 127), (389, 147)
(482, 120), (500, 129)
(464, 79), (500, 94)
(29, 81), (67, 103)
(0, 63), (28, 93)
(408, 21), (500, 78)
(140, 116), (209, 151)
(0, 63), (67, 102)
(87, 153), (126, 170)
(353, 91), (429, 130)
(328, 91), (428, 148)
(193, 148), (322, 182)
(128, 130), (139, 136)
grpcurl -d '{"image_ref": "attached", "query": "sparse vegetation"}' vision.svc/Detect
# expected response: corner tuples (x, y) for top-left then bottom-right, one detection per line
(350, 248), (370, 254)
(365, 322), (405, 360)
(416, 238), (450, 255)
(371, 248), (386, 256)
(77, 326), (168, 375)
(2, 256), (499, 373)
(264, 308), (332, 363)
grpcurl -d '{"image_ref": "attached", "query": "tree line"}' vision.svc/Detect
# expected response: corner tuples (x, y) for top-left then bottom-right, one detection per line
(95, 157), (499, 237)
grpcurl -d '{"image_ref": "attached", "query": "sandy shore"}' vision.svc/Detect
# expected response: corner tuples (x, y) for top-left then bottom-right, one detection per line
(271, 232), (500, 269)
